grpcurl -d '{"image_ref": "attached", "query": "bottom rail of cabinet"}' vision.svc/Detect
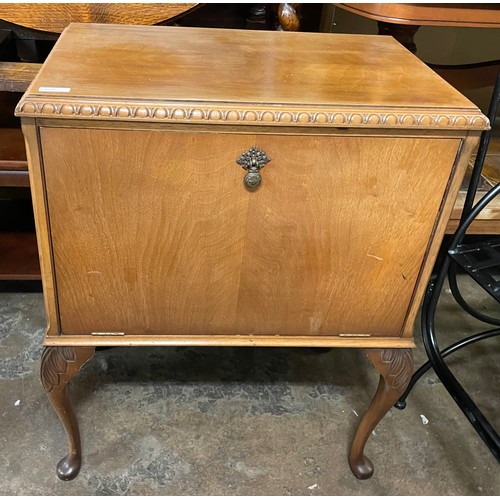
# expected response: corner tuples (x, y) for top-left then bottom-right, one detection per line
(43, 334), (415, 349)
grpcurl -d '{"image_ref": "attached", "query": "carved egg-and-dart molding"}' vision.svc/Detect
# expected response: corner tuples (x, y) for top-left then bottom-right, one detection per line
(16, 98), (489, 130)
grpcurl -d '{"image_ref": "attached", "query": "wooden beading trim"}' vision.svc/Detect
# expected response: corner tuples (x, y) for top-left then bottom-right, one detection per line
(16, 97), (489, 130)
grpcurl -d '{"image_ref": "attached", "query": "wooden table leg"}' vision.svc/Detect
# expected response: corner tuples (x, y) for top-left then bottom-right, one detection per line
(40, 346), (95, 480)
(349, 348), (414, 479)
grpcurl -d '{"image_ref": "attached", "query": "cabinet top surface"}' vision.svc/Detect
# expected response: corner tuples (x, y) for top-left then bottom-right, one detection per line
(16, 23), (488, 130)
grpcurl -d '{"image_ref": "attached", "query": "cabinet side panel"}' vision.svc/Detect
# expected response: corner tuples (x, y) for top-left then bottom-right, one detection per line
(236, 135), (461, 336)
(40, 127), (251, 336)
(21, 119), (59, 336)
(401, 133), (480, 337)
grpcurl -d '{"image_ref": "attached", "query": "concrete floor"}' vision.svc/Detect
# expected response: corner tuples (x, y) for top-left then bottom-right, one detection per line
(0, 276), (498, 495)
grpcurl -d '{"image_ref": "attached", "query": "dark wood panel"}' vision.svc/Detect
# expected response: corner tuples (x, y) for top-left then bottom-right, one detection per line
(0, 128), (28, 170)
(0, 93), (22, 128)
(0, 170), (29, 186)
(0, 62), (41, 92)
(0, 232), (40, 280)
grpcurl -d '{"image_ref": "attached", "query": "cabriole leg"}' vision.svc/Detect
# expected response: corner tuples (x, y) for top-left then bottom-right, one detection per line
(40, 346), (95, 480)
(349, 348), (413, 479)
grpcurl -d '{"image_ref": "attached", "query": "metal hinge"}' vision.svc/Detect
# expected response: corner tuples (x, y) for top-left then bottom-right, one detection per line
(91, 331), (125, 336)
(339, 333), (371, 337)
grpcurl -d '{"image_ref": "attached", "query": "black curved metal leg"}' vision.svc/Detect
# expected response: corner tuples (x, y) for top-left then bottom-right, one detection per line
(394, 185), (500, 459)
(419, 264), (500, 461)
(397, 184), (500, 410)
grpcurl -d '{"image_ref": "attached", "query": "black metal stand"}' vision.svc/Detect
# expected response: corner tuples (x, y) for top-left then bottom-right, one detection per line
(395, 68), (500, 461)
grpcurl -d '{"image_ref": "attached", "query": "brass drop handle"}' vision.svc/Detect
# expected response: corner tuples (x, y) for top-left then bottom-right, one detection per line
(236, 146), (271, 189)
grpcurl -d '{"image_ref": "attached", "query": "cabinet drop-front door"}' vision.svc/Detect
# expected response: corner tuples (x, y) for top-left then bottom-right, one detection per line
(40, 128), (460, 338)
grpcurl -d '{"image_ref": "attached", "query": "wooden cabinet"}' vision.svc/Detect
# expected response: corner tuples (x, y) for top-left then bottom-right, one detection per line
(16, 24), (488, 481)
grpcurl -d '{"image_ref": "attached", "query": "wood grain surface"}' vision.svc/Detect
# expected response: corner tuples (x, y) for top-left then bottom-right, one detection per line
(42, 128), (251, 336)
(401, 133), (479, 337)
(43, 334), (415, 349)
(22, 120), (59, 334)
(40, 127), (460, 338)
(15, 24), (487, 131)
(0, 3), (198, 33)
(235, 134), (461, 337)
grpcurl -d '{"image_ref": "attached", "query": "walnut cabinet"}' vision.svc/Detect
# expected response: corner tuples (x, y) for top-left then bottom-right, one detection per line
(16, 24), (488, 480)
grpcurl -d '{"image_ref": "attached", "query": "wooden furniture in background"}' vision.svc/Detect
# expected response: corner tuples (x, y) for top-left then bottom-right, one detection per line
(336, 2), (500, 54)
(0, 90), (40, 279)
(16, 23), (486, 481)
(336, 3), (500, 234)
(0, 3), (199, 32)
(0, 62), (41, 92)
(0, 93), (40, 283)
(336, 4), (500, 30)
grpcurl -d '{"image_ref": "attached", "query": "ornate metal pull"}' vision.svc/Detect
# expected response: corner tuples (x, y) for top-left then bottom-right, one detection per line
(236, 146), (271, 189)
